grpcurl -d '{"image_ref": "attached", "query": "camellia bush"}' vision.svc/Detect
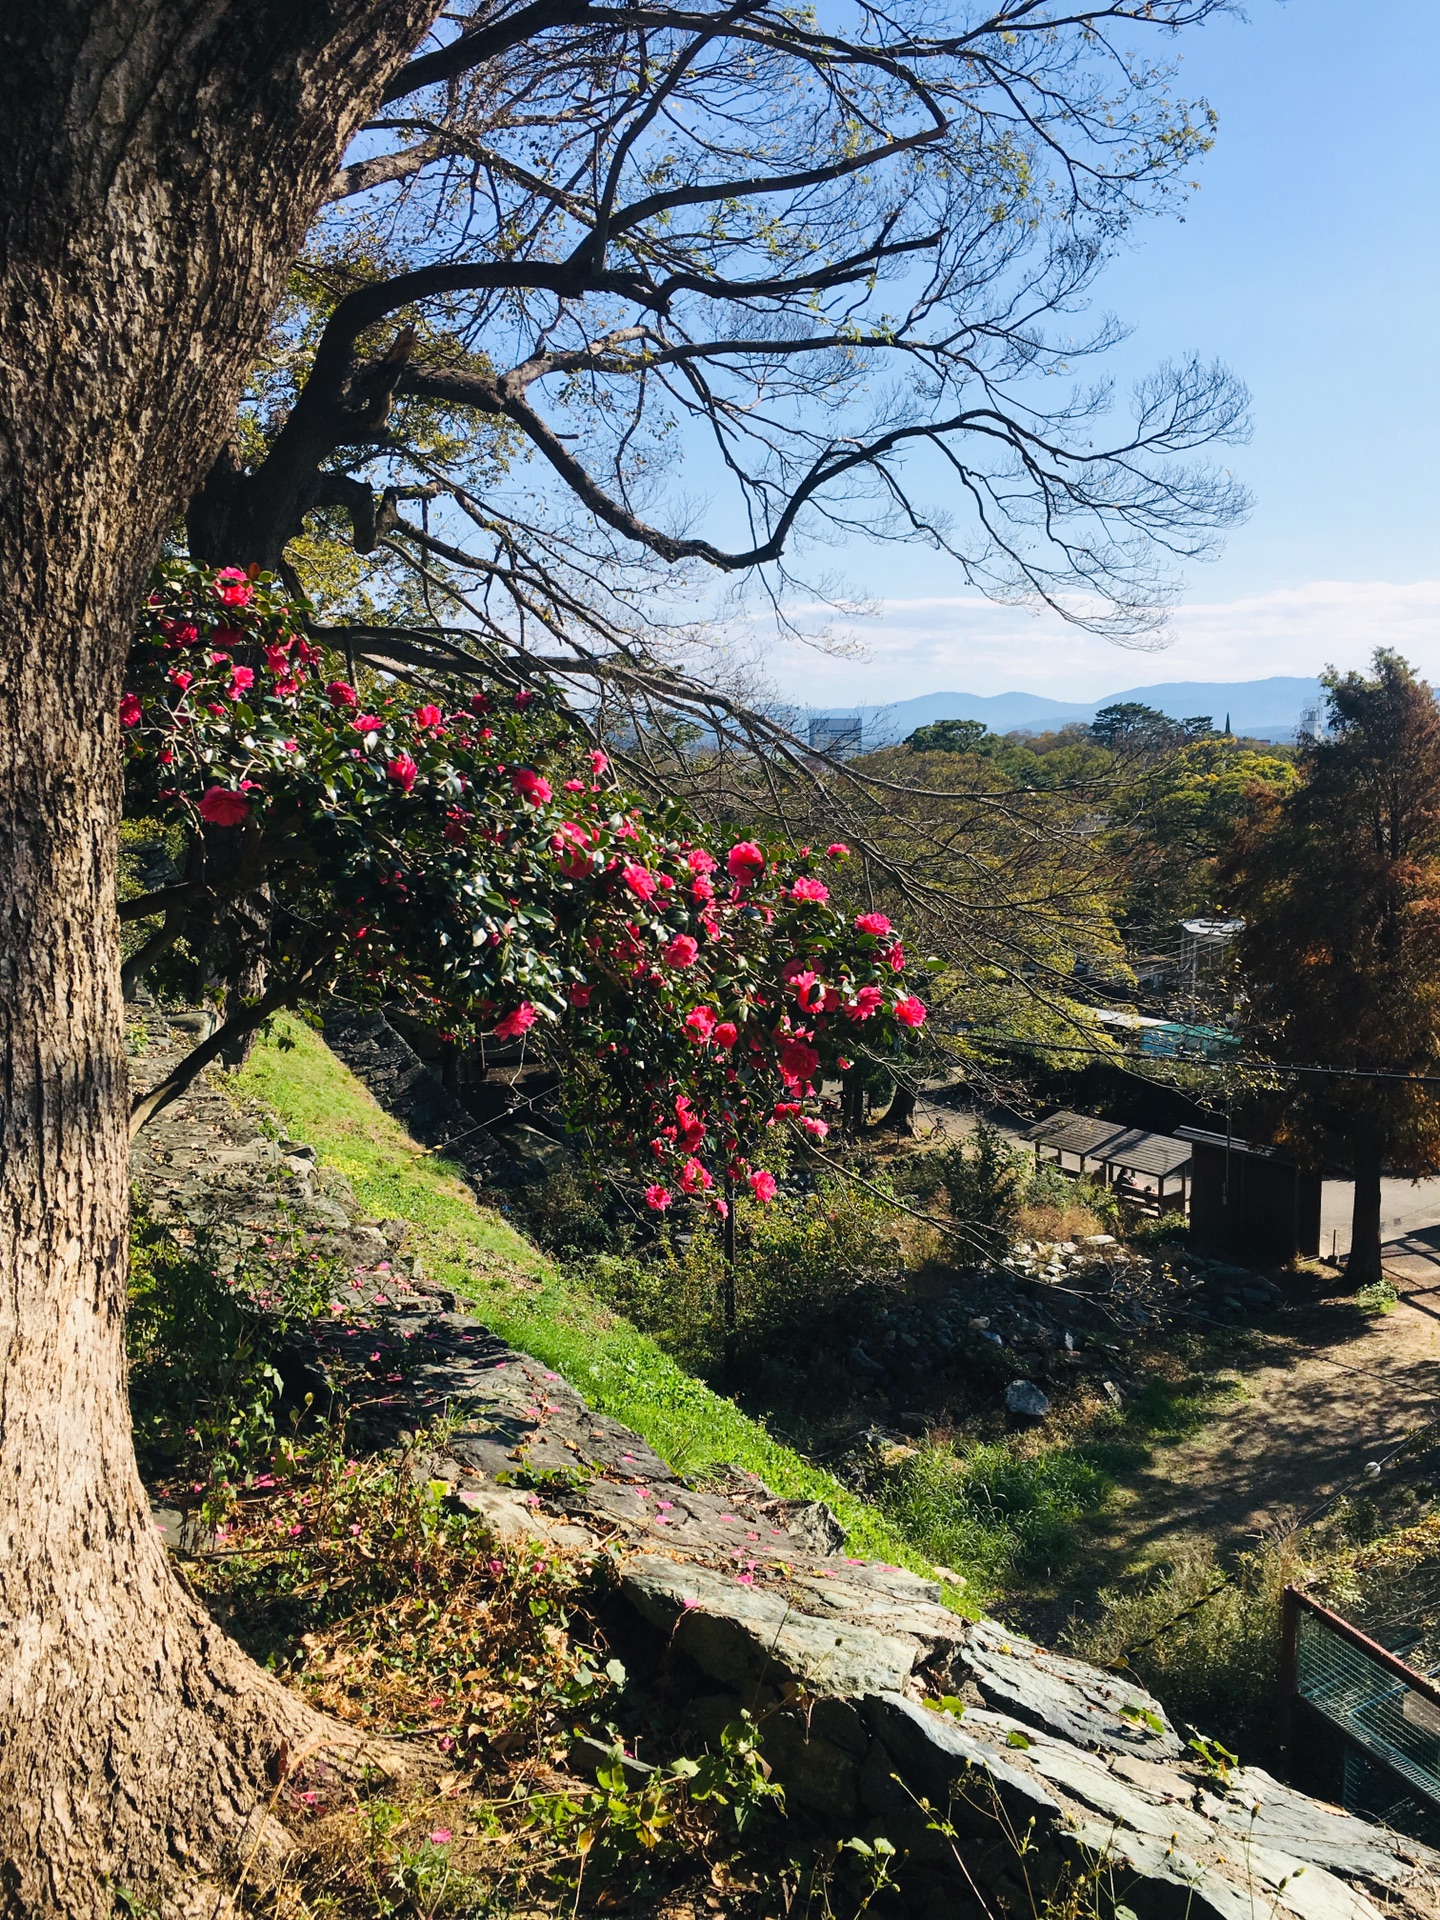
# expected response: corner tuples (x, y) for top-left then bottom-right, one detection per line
(123, 562), (930, 1207)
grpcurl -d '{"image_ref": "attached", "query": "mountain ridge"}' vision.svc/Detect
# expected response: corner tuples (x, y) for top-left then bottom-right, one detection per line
(805, 676), (1323, 744)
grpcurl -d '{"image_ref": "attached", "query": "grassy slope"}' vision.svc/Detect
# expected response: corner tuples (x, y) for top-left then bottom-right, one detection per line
(238, 1015), (940, 1581)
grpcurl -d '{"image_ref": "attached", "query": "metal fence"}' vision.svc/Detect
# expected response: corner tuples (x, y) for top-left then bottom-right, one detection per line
(1284, 1587), (1440, 1846)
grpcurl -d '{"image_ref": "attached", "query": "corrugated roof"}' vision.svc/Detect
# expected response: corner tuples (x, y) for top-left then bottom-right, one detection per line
(1023, 1109), (1191, 1179)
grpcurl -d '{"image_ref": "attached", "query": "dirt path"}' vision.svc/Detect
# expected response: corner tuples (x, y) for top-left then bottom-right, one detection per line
(1094, 1277), (1440, 1573)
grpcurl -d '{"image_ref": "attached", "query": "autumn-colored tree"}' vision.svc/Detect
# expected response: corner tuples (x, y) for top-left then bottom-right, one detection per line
(1224, 652), (1440, 1286)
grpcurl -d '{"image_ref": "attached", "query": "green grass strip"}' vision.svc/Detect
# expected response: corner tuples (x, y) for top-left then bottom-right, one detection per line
(238, 1014), (946, 1587)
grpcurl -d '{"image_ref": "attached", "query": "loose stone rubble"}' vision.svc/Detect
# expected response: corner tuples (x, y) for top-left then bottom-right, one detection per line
(129, 1009), (1440, 1919)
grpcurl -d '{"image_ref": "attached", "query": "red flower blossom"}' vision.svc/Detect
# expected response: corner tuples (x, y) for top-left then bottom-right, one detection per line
(777, 1037), (820, 1087)
(663, 933), (699, 968)
(791, 971), (824, 1012)
(167, 668), (193, 692)
(644, 1184), (673, 1211)
(789, 875), (829, 903)
(714, 1021), (739, 1049)
(264, 644), (290, 674)
(494, 1002), (537, 1039)
(119, 692), (142, 727)
(213, 567), (253, 608)
(227, 665), (255, 699)
(563, 778), (585, 793)
(726, 841), (765, 884)
(844, 985), (884, 1021)
(354, 714), (383, 734)
(512, 767), (552, 805)
(685, 1006), (717, 1043)
(854, 912), (891, 936)
(327, 680), (359, 708)
(273, 676), (300, 697)
(690, 875), (715, 902)
(686, 848), (717, 875)
(514, 689), (536, 707)
(550, 822), (593, 877)
(622, 863), (658, 902)
(589, 749), (609, 775)
(800, 1116), (830, 1140)
(826, 843), (851, 859)
(470, 692), (492, 715)
(885, 943), (905, 972)
(748, 1169), (778, 1204)
(894, 995), (926, 1028)
(386, 752), (419, 793)
(679, 1156), (713, 1194)
(569, 983), (592, 1008)
(414, 703), (444, 732)
(198, 786), (251, 826)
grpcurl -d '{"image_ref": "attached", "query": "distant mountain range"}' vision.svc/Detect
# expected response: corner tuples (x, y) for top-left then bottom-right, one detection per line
(806, 677), (1324, 745)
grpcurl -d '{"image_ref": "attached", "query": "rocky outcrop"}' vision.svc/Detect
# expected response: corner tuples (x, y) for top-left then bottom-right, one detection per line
(129, 1011), (1440, 1920)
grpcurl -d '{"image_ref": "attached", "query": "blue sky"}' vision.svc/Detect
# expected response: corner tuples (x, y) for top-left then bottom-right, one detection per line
(761, 0), (1440, 704)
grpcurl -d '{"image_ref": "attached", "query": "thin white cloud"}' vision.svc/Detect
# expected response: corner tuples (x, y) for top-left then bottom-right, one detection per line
(759, 580), (1440, 704)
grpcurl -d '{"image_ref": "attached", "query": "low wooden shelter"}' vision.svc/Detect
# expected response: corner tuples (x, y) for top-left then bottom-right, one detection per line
(1175, 1125), (1321, 1264)
(1022, 1109), (1192, 1215)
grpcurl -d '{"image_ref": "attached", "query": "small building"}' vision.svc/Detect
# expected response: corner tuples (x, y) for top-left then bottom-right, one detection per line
(1175, 1125), (1321, 1264)
(808, 714), (862, 756)
(1023, 1109), (1192, 1215)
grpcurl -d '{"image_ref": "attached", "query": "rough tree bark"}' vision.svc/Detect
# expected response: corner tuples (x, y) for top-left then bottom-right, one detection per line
(1347, 1124), (1386, 1292)
(0, 7), (440, 1912)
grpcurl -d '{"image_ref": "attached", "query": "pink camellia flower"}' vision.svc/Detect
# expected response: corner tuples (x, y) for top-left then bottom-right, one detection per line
(789, 875), (829, 903)
(273, 676), (300, 698)
(713, 1197), (730, 1219)
(413, 703), (443, 732)
(726, 841), (765, 884)
(167, 669), (193, 692)
(778, 1037), (821, 1087)
(690, 875), (715, 903)
(512, 767), (552, 805)
(826, 842), (851, 859)
(469, 691), (492, 715)
(386, 752), (419, 793)
(569, 982), (592, 1008)
(663, 933), (699, 968)
(679, 1156), (713, 1194)
(213, 566), (253, 608)
(644, 1184), (673, 1211)
(844, 985), (884, 1022)
(687, 848), (718, 875)
(563, 778), (585, 793)
(494, 1002), (537, 1040)
(327, 680), (359, 708)
(354, 713), (383, 734)
(428, 1829), (453, 1847)
(894, 995), (927, 1028)
(685, 1006), (717, 1043)
(714, 1020), (739, 1049)
(119, 692), (142, 727)
(748, 1168), (778, 1204)
(550, 822), (593, 878)
(800, 1115), (830, 1140)
(790, 970), (823, 1012)
(228, 665), (255, 699)
(589, 748), (609, 775)
(264, 644), (290, 674)
(622, 862), (658, 903)
(205, 701), (226, 717)
(198, 786), (251, 827)
(514, 688), (536, 707)
(885, 943), (906, 973)
(854, 912), (891, 937)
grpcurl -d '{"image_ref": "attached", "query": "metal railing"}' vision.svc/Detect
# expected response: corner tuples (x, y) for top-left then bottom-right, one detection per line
(1283, 1586), (1440, 1843)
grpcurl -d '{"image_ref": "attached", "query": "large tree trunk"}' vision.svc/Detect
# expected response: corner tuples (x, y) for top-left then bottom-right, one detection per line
(1347, 1124), (1386, 1291)
(0, 8), (438, 1911)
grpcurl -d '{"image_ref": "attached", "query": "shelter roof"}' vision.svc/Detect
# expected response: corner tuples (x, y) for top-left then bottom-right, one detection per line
(1022, 1109), (1191, 1179)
